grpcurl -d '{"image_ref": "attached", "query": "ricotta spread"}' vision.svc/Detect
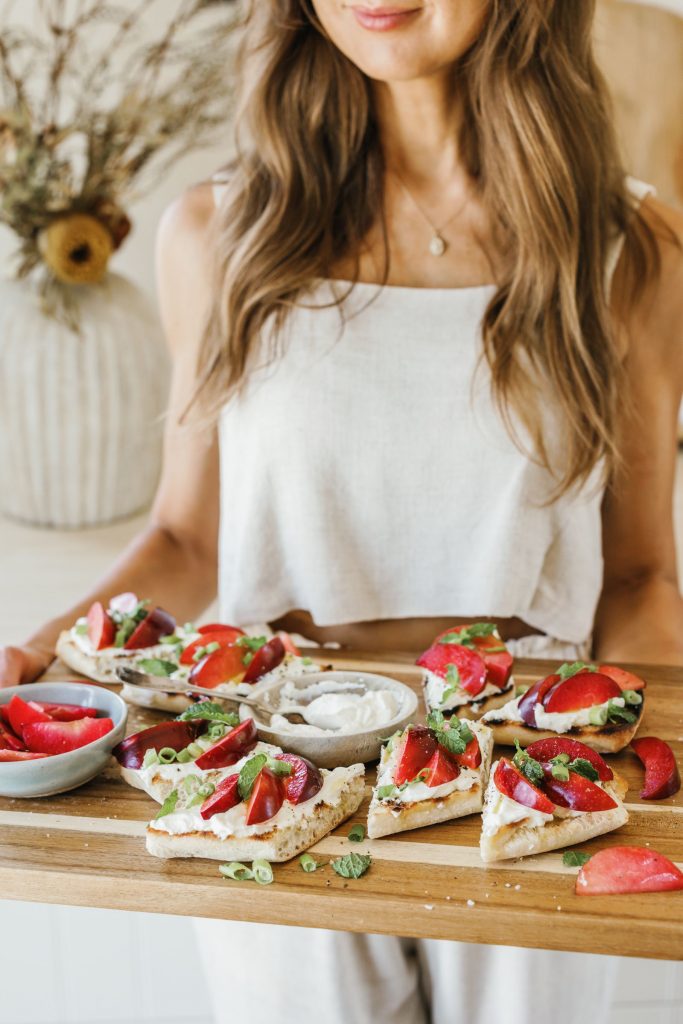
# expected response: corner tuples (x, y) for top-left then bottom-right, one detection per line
(481, 695), (626, 733)
(151, 763), (364, 840)
(245, 675), (402, 736)
(424, 670), (514, 711)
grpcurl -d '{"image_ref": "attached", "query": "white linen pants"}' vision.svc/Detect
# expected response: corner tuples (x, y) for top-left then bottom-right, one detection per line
(193, 919), (619, 1024)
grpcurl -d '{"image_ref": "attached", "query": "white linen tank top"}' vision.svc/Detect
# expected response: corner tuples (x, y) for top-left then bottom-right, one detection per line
(212, 175), (654, 648)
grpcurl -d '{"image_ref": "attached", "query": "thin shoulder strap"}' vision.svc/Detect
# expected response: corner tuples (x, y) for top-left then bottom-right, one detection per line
(605, 175), (657, 291)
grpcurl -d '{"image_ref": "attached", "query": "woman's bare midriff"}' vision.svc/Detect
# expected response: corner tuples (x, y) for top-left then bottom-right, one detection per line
(269, 610), (542, 653)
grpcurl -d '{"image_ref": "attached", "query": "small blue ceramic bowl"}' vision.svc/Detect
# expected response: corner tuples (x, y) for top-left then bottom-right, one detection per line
(0, 681), (127, 797)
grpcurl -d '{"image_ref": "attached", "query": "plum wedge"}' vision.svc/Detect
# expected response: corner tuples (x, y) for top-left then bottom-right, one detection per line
(631, 737), (681, 800)
(576, 846), (683, 895)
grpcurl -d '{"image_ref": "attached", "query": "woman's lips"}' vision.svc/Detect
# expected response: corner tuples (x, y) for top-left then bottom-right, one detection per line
(350, 6), (422, 31)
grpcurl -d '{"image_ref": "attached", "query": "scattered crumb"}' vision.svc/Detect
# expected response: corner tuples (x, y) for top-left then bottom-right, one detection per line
(504, 882), (512, 888)
(424, 904), (434, 911)
(485, 893), (490, 898)
(466, 899), (476, 907)
(514, 884), (521, 891)
(556, 906), (562, 911)
(446, 896), (452, 901)
(84, 843), (89, 848)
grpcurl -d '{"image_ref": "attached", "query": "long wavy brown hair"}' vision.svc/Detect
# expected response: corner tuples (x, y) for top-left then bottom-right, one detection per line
(192, 0), (659, 495)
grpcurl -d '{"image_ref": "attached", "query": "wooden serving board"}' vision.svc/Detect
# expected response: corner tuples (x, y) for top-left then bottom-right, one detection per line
(0, 652), (681, 961)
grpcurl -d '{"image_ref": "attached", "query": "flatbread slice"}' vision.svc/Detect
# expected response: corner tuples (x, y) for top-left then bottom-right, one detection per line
(146, 763), (365, 862)
(479, 760), (629, 863)
(367, 721), (493, 840)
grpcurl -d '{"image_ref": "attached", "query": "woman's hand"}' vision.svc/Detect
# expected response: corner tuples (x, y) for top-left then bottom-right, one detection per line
(0, 644), (54, 687)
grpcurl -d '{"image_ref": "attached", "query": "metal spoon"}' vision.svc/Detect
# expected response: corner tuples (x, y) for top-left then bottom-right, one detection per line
(115, 666), (306, 724)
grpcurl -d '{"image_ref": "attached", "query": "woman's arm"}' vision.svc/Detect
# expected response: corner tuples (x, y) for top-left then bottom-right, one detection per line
(594, 196), (683, 665)
(0, 183), (221, 684)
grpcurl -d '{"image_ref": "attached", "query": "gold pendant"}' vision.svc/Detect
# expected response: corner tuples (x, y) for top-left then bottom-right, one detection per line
(429, 234), (446, 256)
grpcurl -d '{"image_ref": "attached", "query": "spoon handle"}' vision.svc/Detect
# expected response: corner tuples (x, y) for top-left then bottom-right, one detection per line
(115, 666), (270, 714)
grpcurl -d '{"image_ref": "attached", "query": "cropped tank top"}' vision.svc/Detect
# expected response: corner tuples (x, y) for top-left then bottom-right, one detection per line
(213, 175), (654, 645)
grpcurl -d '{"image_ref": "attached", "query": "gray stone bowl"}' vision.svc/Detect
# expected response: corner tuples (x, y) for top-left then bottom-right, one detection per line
(0, 681), (127, 797)
(238, 670), (418, 768)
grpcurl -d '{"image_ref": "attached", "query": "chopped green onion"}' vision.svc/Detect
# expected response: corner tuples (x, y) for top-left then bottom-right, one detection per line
(182, 774), (201, 794)
(198, 782), (216, 798)
(141, 748), (160, 769)
(186, 742), (205, 759)
(550, 762), (570, 781)
(562, 850), (592, 867)
(208, 722), (227, 741)
(588, 704), (608, 726)
(622, 690), (642, 706)
(299, 854), (319, 873)
(75, 621), (88, 636)
(157, 747), (178, 764)
(252, 859), (274, 885)
(155, 789), (179, 819)
(219, 862), (253, 881)
(176, 748), (192, 763)
(348, 824), (365, 843)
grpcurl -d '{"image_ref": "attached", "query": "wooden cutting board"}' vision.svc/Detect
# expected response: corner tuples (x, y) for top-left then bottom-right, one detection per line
(0, 652), (681, 961)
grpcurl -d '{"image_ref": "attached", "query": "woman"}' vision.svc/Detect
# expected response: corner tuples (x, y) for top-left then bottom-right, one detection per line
(2, 1), (682, 1022)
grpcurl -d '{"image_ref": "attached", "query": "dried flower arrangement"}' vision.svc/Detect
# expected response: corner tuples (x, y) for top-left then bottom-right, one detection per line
(0, 0), (240, 326)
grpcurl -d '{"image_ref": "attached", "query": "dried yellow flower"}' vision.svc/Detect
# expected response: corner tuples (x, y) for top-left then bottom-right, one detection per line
(38, 214), (113, 285)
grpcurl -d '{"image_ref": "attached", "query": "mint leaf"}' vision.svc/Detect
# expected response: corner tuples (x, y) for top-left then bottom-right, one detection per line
(138, 658), (178, 677)
(556, 661), (597, 682)
(238, 754), (267, 801)
(155, 789), (179, 820)
(438, 622), (498, 648)
(331, 853), (371, 879)
(562, 850), (592, 867)
(427, 710), (473, 756)
(513, 740), (544, 786)
(177, 702), (239, 727)
(348, 824), (365, 843)
(568, 757), (599, 782)
(606, 700), (637, 724)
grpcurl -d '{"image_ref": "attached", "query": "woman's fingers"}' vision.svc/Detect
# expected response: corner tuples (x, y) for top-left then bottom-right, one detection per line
(0, 645), (53, 687)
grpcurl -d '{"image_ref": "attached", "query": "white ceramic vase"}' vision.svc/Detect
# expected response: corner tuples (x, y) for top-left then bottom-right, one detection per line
(0, 273), (170, 528)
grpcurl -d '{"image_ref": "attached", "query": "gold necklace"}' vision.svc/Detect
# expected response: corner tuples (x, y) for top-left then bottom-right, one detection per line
(390, 168), (470, 257)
